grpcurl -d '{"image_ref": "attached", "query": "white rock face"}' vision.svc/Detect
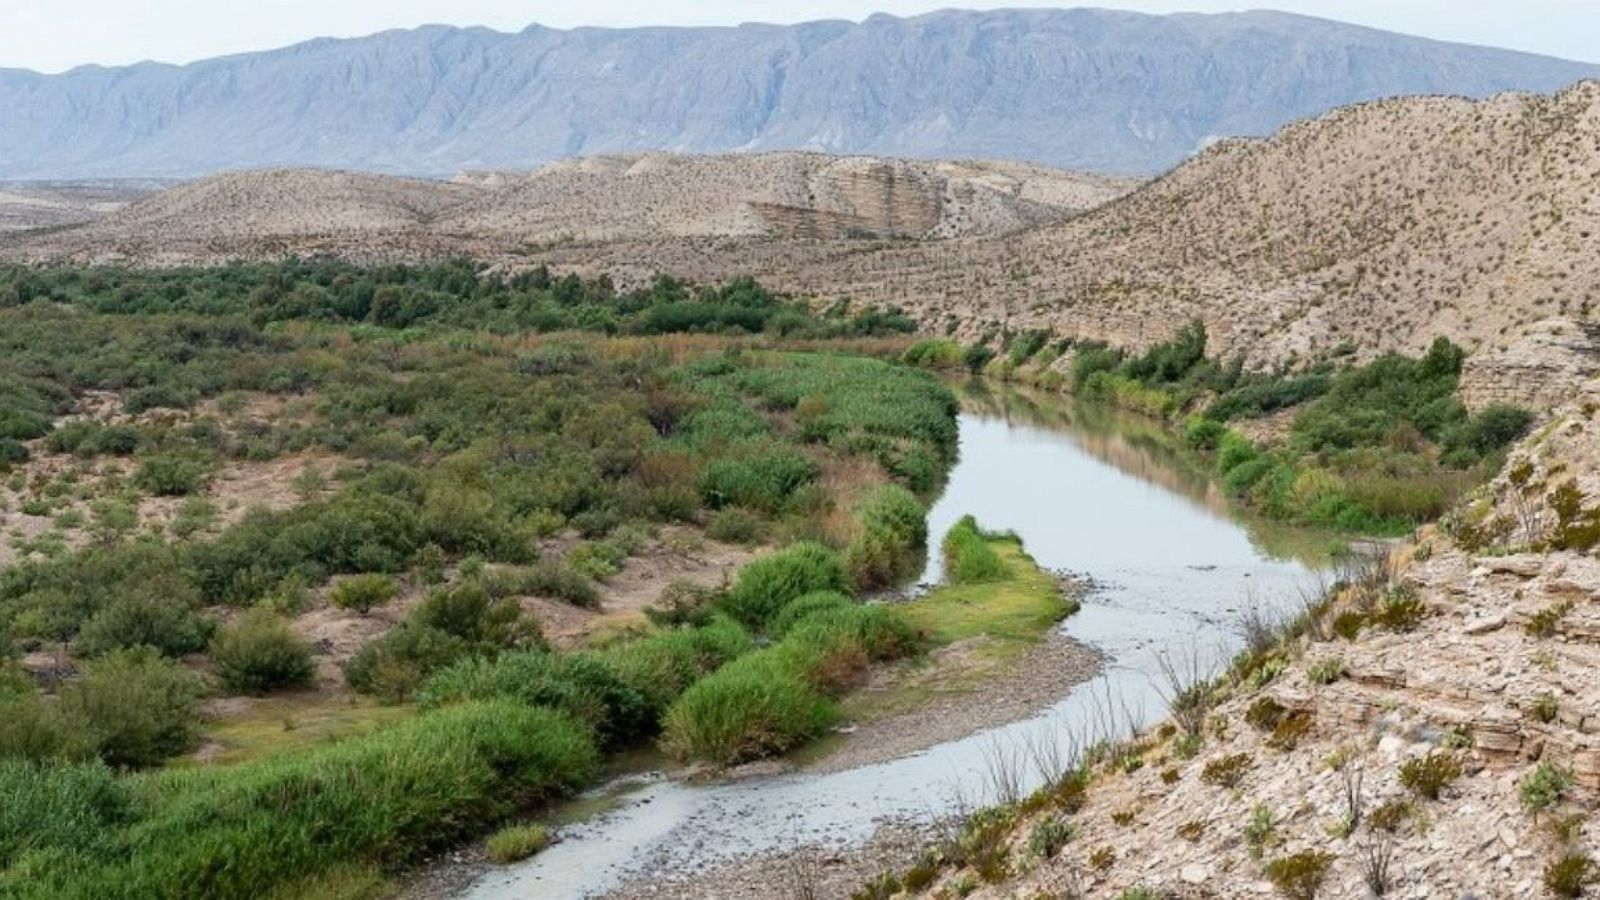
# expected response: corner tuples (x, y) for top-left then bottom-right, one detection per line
(0, 9), (1595, 179)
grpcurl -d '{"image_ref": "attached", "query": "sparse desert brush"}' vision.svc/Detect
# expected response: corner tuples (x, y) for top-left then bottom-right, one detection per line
(1246, 696), (1287, 731)
(1202, 753), (1253, 788)
(1027, 815), (1075, 859)
(1089, 845), (1116, 870)
(1520, 761), (1573, 817)
(329, 573), (398, 613)
(1545, 851), (1597, 899)
(1307, 657), (1346, 685)
(1268, 712), (1314, 751)
(1266, 850), (1335, 900)
(1527, 601), (1574, 639)
(1372, 585), (1428, 633)
(1398, 752), (1461, 801)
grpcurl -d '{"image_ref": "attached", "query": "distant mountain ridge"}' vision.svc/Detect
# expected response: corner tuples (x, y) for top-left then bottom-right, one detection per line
(1, 7), (1597, 179)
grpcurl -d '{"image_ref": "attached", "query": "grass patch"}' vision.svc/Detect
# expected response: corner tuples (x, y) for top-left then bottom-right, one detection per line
(4, 701), (597, 899)
(485, 823), (552, 864)
(184, 694), (416, 767)
(837, 534), (1076, 727)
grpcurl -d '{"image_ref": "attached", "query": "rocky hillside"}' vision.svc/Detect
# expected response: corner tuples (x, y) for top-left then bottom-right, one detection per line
(1, 9), (1596, 179)
(744, 81), (1600, 365)
(882, 379), (1600, 898)
(4, 153), (1131, 260)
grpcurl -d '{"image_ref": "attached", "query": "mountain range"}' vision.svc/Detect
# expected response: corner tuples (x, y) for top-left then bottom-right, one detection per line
(2, 8), (1597, 179)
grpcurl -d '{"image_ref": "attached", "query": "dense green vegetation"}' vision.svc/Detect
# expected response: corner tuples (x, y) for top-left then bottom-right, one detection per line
(0, 262), (964, 897)
(932, 322), (1534, 534)
(1, 701), (597, 899)
(0, 262), (918, 339)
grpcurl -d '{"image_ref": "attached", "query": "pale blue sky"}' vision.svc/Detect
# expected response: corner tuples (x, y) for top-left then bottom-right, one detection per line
(3, 1), (1597, 74)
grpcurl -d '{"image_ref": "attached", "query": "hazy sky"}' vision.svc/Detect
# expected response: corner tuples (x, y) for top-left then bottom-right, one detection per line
(3, 1), (1598, 74)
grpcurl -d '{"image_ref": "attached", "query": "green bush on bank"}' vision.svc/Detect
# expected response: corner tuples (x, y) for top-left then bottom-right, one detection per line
(583, 615), (754, 716)
(344, 582), (540, 702)
(2, 701), (598, 899)
(661, 603), (916, 765)
(942, 516), (1008, 584)
(845, 484), (929, 591)
(209, 610), (316, 695)
(419, 651), (651, 749)
(0, 648), (201, 770)
(720, 542), (850, 631)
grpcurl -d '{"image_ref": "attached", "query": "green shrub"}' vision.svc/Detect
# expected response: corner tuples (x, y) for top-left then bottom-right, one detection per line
(209, 610), (316, 695)
(698, 447), (819, 513)
(344, 626), (468, 703)
(661, 604), (913, 764)
(1520, 762), (1572, 816)
(74, 593), (211, 659)
(1265, 850), (1334, 900)
(485, 823), (551, 864)
(419, 650), (651, 748)
(568, 542), (626, 580)
(1201, 753), (1252, 788)
(585, 616), (752, 715)
(941, 516), (1007, 585)
(132, 454), (212, 497)
(901, 339), (964, 369)
(768, 591), (855, 638)
(661, 653), (837, 765)
(0, 439), (27, 466)
(344, 582), (540, 702)
(329, 574), (398, 614)
(0, 689), (96, 763)
(845, 485), (927, 591)
(962, 344), (996, 374)
(706, 507), (767, 545)
(0, 409), (51, 441)
(721, 542), (849, 630)
(1399, 752), (1461, 801)
(479, 562), (599, 608)
(58, 648), (201, 769)
(777, 605), (917, 692)
(1546, 851), (1597, 898)
(1027, 815), (1075, 859)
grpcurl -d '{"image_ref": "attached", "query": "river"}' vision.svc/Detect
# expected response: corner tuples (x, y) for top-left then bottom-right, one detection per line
(462, 383), (1336, 900)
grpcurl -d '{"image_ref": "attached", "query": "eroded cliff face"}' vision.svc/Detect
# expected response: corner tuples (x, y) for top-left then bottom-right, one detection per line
(1461, 319), (1600, 413)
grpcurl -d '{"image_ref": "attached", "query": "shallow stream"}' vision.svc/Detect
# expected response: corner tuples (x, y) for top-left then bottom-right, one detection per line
(464, 384), (1336, 899)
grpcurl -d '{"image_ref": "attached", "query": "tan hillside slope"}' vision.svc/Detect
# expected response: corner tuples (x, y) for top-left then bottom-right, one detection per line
(443, 152), (1132, 243)
(899, 385), (1600, 898)
(46, 169), (482, 259)
(756, 81), (1600, 364)
(8, 152), (1131, 263)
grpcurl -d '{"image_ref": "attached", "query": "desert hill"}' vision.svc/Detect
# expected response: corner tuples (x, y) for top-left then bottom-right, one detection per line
(729, 80), (1600, 365)
(5, 152), (1133, 260)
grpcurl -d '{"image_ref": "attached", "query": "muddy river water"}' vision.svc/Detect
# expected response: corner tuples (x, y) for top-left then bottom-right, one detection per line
(463, 384), (1336, 899)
